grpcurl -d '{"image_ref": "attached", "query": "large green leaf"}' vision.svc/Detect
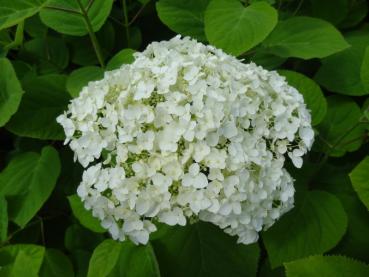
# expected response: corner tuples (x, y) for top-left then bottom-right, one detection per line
(6, 74), (70, 140)
(0, 146), (61, 227)
(39, 0), (114, 36)
(285, 255), (369, 277)
(360, 46), (369, 92)
(204, 0), (277, 56)
(68, 194), (105, 233)
(263, 190), (347, 268)
(340, 0), (368, 28)
(0, 244), (45, 277)
(0, 0), (47, 30)
(70, 250), (91, 277)
(315, 31), (369, 96)
(0, 196), (7, 242)
(152, 222), (260, 277)
(262, 16), (349, 59)
(87, 239), (122, 277)
(349, 156), (369, 210)
(279, 70), (327, 126)
(67, 66), (104, 98)
(315, 96), (366, 156)
(110, 243), (160, 277)
(19, 37), (69, 74)
(309, 0), (348, 25)
(106, 48), (135, 71)
(87, 239), (160, 277)
(319, 165), (369, 263)
(250, 50), (286, 69)
(156, 0), (210, 41)
(39, 249), (74, 277)
(0, 58), (24, 127)
(25, 15), (48, 38)
(12, 250), (46, 277)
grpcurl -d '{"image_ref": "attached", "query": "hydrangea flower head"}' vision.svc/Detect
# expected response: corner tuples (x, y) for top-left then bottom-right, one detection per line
(57, 36), (314, 245)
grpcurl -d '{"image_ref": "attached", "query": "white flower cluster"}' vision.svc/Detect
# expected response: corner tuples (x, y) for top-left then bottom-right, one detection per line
(57, 36), (314, 245)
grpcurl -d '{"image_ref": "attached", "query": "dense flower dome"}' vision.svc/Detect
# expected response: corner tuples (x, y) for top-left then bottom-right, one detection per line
(57, 36), (314, 245)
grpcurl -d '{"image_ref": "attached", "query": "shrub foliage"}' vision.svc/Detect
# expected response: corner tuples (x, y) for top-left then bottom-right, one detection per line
(0, 0), (369, 276)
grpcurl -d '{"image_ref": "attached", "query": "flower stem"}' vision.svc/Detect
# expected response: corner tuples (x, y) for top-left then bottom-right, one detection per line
(4, 21), (24, 51)
(75, 0), (105, 68)
(122, 0), (130, 46)
(128, 1), (149, 26)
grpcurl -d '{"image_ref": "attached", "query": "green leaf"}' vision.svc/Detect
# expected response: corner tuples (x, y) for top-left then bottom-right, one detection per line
(315, 31), (369, 96)
(152, 222), (260, 277)
(6, 74), (70, 140)
(259, 258), (284, 277)
(250, 0), (276, 4)
(70, 250), (91, 277)
(0, 58), (24, 127)
(0, 0), (47, 30)
(19, 37), (69, 74)
(87, 239), (160, 277)
(68, 194), (105, 233)
(279, 70), (327, 126)
(39, 0), (114, 36)
(0, 146), (61, 227)
(0, 244), (45, 277)
(0, 196), (7, 242)
(106, 49), (136, 71)
(263, 190), (348, 268)
(250, 51), (286, 70)
(360, 46), (369, 92)
(205, 0), (277, 56)
(156, 0), (210, 41)
(109, 242), (160, 277)
(340, 0), (368, 28)
(262, 16), (349, 59)
(87, 239), (122, 277)
(363, 98), (369, 124)
(309, 0), (348, 25)
(64, 224), (104, 252)
(0, 29), (12, 48)
(12, 250), (41, 277)
(124, 26), (142, 50)
(285, 255), (369, 277)
(11, 60), (35, 80)
(67, 66), (104, 98)
(315, 96), (366, 156)
(25, 15), (48, 38)
(39, 249), (74, 277)
(319, 165), (369, 262)
(349, 156), (369, 210)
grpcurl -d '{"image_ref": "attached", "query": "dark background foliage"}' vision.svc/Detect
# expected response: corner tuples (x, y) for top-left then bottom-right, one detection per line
(1, 0), (369, 276)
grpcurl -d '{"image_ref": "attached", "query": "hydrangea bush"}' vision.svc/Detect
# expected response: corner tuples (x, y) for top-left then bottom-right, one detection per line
(58, 36), (313, 244)
(1, 0), (369, 276)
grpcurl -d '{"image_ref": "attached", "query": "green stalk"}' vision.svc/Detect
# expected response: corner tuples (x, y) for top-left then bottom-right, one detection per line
(122, 0), (130, 46)
(4, 21), (24, 51)
(75, 0), (105, 68)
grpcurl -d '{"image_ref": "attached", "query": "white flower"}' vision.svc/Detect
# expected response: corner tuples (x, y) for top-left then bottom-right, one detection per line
(193, 141), (210, 162)
(58, 35), (313, 245)
(158, 207), (186, 226)
(299, 127), (315, 148)
(137, 131), (155, 151)
(288, 149), (305, 168)
(182, 163), (208, 189)
(56, 114), (75, 139)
